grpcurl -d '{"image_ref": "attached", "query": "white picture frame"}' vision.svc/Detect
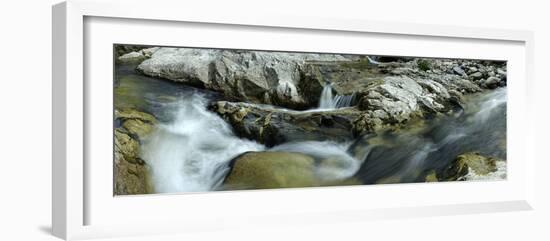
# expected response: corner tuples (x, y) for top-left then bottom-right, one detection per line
(52, 0), (536, 240)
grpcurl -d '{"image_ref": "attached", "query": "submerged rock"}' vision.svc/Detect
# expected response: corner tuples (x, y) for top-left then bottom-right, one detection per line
(113, 108), (157, 195)
(210, 101), (363, 146)
(223, 151), (317, 189)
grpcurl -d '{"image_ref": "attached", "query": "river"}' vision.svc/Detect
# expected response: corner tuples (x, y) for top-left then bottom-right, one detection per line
(115, 64), (507, 193)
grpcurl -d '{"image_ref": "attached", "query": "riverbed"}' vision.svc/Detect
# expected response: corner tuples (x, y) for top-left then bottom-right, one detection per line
(115, 63), (507, 193)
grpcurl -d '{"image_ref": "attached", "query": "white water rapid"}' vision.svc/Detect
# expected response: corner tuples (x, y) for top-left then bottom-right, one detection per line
(141, 91), (363, 193)
(141, 93), (265, 193)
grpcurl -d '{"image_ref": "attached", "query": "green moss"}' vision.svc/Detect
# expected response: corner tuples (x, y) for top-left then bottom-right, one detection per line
(456, 152), (498, 175)
(223, 152), (317, 189)
(417, 59), (431, 71)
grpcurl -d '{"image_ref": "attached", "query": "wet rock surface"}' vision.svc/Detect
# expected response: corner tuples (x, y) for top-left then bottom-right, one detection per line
(223, 151), (317, 190)
(210, 101), (363, 146)
(427, 152), (504, 182)
(113, 108), (157, 195)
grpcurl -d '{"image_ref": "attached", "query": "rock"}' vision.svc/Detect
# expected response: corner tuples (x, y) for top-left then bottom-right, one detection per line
(424, 170), (438, 182)
(210, 101), (362, 146)
(115, 108), (157, 123)
(299, 58), (384, 98)
(113, 108), (158, 195)
(482, 76), (501, 89)
(223, 151), (317, 189)
(137, 47), (352, 109)
(356, 76), (452, 130)
(453, 66), (467, 76)
(117, 47), (159, 64)
(115, 45), (147, 58)
(455, 152), (498, 175)
(135, 48), (505, 133)
(359, 76), (423, 122)
(470, 72), (484, 80)
(121, 119), (155, 140)
(118, 51), (147, 64)
(115, 108), (157, 140)
(114, 129), (153, 195)
(141, 47), (159, 58)
(433, 152), (500, 181)
(497, 68), (507, 76)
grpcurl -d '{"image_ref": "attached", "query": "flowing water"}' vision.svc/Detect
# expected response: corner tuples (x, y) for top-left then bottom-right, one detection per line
(141, 95), (265, 192)
(352, 88), (507, 183)
(318, 84), (356, 109)
(115, 64), (506, 193)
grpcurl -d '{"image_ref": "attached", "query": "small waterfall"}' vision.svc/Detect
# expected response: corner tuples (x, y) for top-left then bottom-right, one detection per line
(318, 84), (355, 109)
(141, 93), (264, 193)
(366, 56), (381, 65)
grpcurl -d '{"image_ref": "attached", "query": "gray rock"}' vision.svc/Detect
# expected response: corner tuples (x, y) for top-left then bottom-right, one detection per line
(453, 66), (467, 76)
(470, 72), (484, 80)
(137, 47), (351, 109)
(210, 101), (363, 146)
(358, 76), (451, 126)
(482, 77), (501, 89)
(118, 51), (146, 63)
(117, 47), (159, 64)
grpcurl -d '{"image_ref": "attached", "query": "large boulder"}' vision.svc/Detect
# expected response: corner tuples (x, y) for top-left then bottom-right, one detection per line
(210, 101), (364, 146)
(113, 108), (157, 195)
(223, 151), (317, 189)
(137, 48), (353, 109)
(352, 75), (455, 132)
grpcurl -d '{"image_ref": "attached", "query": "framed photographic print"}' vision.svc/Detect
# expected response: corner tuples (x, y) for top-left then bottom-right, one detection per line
(52, 0), (536, 240)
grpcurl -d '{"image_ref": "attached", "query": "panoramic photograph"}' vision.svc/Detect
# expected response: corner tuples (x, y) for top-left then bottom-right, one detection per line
(113, 45), (507, 195)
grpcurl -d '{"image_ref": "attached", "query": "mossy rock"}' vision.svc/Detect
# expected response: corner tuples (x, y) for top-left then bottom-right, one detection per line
(122, 118), (155, 140)
(114, 128), (153, 195)
(223, 151), (318, 190)
(456, 152), (498, 175)
(114, 129), (141, 164)
(435, 152), (499, 181)
(424, 170), (438, 182)
(115, 108), (157, 124)
(115, 108), (158, 140)
(417, 59), (432, 71)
